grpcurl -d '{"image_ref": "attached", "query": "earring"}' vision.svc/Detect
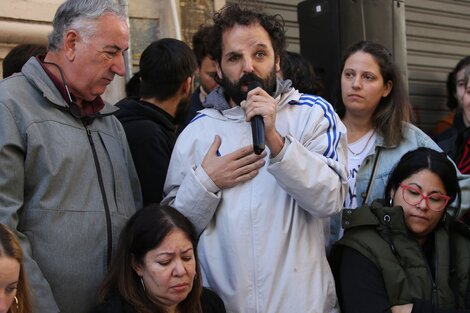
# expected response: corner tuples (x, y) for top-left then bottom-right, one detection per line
(14, 296), (19, 309)
(389, 198), (393, 207)
(140, 277), (146, 292)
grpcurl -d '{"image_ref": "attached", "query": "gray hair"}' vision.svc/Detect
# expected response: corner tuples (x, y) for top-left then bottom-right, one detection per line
(48, 0), (126, 51)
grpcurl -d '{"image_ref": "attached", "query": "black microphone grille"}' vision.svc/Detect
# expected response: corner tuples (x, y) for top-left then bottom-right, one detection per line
(248, 81), (263, 92)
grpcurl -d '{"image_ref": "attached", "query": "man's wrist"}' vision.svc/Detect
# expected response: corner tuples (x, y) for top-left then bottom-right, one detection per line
(195, 165), (220, 193)
(266, 131), (285, 157)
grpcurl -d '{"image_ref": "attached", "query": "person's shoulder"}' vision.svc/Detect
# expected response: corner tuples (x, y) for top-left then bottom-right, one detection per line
(342, 204), (379, 228)
(435, 126), (458, 143)
(291, 93), (331, 108)
(116, 100), (173, 129)
(401, 122), (439, 148)
(201, 287), (226, 313)
(115, 97), (138, 109)
(283, 93), (336, 122)
(402, 122), (425, 134)
(114, 98), (147, 118)
(0, 69), (34, 102)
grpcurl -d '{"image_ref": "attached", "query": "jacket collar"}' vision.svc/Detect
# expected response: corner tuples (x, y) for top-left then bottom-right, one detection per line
(115, 98), (175, 132)
(22, 57), (117, 119)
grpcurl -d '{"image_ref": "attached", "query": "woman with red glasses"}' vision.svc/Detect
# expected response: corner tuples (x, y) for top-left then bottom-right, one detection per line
(330, 147), (470, 313)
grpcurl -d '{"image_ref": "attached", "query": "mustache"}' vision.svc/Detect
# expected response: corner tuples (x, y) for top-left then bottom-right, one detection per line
(239, 73), (264, 89)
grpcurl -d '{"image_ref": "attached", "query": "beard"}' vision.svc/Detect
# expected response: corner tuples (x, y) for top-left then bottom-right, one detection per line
(174, 94), (191, 125)
(218, 66), (277, 106)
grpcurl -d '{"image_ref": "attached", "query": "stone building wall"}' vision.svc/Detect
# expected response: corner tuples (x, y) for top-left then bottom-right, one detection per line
(0, 0), (219, 102)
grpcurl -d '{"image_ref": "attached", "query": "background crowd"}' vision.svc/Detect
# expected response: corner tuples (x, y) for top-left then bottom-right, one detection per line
(0, 0), (470, 313)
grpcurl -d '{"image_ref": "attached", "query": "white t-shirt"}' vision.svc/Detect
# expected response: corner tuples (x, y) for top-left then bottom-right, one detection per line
(345, 129), (376, 209)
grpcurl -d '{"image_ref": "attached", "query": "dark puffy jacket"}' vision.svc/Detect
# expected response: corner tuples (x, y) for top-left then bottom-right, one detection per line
(331, 201), (470, 309)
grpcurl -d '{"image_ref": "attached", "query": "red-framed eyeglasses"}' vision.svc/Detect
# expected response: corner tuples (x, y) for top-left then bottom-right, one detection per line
(399, 183), (450, 212)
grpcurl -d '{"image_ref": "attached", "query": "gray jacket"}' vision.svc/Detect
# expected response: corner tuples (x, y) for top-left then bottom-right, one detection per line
(0, 57), (142, 313)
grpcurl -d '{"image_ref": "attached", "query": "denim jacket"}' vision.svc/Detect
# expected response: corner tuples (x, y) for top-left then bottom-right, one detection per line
(329, 122), (470, 249)
(356, 122), (439, 206)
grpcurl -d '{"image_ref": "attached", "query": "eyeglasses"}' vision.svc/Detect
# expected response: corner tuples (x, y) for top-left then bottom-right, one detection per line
(399, 183), (450, 212)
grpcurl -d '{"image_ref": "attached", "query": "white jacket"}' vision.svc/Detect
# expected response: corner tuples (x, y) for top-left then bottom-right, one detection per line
(163, 86), (348, 313)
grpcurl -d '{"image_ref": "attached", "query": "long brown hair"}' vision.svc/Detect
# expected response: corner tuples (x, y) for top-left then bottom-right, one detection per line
(0, 224), (32, 313)
(335, 41), (411, 147)
(99, 204), (203, 313)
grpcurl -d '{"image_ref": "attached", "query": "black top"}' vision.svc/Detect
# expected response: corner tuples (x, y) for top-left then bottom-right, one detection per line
(176, 87), (204, 135)
(436, 112), (470, 174)
(115, 98), (176, 205)
(337, 246), (470, 313)
(91, 288), (226, 313)
(201, 288), (226, 313)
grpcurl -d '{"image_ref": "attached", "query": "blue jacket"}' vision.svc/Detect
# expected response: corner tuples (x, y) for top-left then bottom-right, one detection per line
(356, 123), (441, 206)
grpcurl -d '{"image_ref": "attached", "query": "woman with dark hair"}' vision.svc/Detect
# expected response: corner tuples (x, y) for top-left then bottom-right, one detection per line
(433, 56), (470, 138)
(0, 224), (32, 313)
(329, 41), (469, 247)
(331, 147), (470, 313)
(92, 204), (225, 313)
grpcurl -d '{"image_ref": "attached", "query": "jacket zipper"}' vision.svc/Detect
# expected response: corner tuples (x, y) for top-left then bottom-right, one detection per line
(85, 124), (113, 266)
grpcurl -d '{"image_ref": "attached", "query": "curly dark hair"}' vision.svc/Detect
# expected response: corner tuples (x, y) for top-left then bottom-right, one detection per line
(209, 3), (286, 65)
(192, 24), (214, 66)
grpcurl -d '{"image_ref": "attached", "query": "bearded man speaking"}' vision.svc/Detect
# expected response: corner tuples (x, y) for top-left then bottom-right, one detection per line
(163, 4), (348, 313)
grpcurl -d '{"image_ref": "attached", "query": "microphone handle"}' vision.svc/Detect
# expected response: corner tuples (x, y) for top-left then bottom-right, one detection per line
(251, 115), (265, 155)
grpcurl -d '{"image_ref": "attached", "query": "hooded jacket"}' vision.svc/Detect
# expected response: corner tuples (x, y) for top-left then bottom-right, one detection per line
(115, 98), (176, 204)
(0, 57), (142, 313)
(163, 81), (348, 313)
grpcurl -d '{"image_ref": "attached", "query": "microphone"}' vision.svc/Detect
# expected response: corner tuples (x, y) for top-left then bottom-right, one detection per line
(247, 81), (265, 155)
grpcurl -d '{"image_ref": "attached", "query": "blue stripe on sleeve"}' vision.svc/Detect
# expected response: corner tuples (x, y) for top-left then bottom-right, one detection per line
(290, 95), (339, 160)
(189, 113), (206, 124)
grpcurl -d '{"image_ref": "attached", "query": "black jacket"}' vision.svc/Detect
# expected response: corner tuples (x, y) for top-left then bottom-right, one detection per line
(437, 111), (470, 167)
(115, 98), (176, 205)
(91, 288), (226, 313)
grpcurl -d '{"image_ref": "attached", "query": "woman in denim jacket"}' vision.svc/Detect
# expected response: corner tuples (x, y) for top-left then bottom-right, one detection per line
(329, 41), (470, 247)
